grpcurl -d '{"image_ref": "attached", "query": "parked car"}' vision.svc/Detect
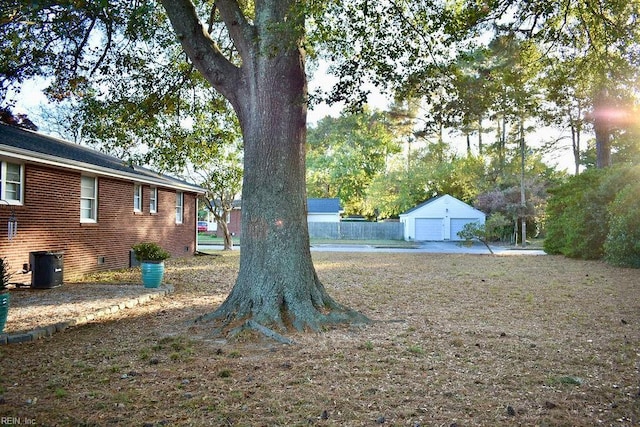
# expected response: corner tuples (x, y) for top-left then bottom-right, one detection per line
(197, 221), (208, 232)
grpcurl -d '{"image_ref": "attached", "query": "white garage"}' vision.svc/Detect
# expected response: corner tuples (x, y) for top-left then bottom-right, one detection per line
(399, 195), (486, 241)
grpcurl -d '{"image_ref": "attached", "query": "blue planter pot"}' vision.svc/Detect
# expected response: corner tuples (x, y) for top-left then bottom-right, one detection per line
(141, 261), (165, 288)
(0, 293), (9, 334)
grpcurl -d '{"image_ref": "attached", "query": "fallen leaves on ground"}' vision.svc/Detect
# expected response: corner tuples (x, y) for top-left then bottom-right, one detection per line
(1, 252), (639, 426)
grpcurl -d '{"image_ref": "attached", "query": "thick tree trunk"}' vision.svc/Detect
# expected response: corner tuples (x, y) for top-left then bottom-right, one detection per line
(193, 12), (368, 336)
(163, 0), (368, 338)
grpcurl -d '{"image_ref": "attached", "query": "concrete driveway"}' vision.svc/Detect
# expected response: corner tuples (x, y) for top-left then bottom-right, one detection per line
(310, 241), (546, 255)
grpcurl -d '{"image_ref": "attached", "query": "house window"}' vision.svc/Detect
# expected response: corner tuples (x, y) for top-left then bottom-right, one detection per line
(149, 187), (157, 213)
(80, 175), (97, 222)
(1, 161), (23, 203)
(175, 192), (183, 224)
(133, 184), (142, 212)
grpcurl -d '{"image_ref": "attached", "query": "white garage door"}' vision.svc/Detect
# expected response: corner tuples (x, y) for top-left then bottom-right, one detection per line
(415, 218), (444, 241)
(450, 218), (480, 240)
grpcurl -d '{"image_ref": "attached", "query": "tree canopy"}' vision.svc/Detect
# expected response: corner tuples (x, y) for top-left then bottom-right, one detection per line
(306, 109), (400, 215)
(3, 1), (639, 170)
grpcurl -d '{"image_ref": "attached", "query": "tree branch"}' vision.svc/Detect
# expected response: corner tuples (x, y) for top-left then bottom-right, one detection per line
(160, 0), (243, 109)
(214, 0), (256, 62)
(73, 16), (97, 73)
(90, 17), (112, 76)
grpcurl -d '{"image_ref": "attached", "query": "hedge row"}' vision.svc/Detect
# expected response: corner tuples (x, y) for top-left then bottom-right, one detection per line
(544, 165), (640, 268)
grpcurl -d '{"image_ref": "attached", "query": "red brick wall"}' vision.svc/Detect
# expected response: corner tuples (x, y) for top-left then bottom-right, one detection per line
(0, 163), (198, 281)
(227, 209), (242, 236)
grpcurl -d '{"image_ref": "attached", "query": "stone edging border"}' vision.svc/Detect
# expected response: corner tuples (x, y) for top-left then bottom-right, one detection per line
(0, 284), (174, 345)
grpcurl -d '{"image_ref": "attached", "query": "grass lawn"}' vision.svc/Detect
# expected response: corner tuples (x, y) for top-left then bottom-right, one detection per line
(1, 252), (638, 426)
(197, 233), (240, 246)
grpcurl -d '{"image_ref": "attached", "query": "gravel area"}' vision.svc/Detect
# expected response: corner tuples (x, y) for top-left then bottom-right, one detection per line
(3, 282), (166, 334)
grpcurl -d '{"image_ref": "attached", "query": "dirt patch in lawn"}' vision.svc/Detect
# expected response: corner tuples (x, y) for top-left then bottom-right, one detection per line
(0, 252), (639, 426)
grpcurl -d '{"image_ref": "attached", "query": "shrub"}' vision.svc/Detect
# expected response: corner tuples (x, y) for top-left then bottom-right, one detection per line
(131, 242), (171, 262)
(457, 214), (509, 254)
(544, 165), (640, 263)
(0, 257), (11, 292)
(544, 169), (606, 258)
(604, 181), (640, 267)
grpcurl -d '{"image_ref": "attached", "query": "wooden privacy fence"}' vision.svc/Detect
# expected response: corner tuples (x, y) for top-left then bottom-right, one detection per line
(308, 221), (404, 240)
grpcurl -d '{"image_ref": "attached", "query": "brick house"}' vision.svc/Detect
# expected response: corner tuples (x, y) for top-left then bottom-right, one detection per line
(224, 198), (341, 237)
(0, 123), (204, 281)
(224, 200), (242, 236)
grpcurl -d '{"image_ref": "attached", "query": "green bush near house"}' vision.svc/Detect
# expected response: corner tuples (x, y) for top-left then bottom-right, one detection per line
(131, 242), (171, 262)
(457, 213), (511, 254)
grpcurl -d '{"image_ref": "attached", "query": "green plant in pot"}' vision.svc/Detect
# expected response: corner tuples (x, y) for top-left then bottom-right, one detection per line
(0, 257), (12, 334)
(131, 242), (170, 288)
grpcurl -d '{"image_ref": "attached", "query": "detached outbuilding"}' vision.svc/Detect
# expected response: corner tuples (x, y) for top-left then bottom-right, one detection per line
(226, 198), (342, 236)
(307, 198), (342, 223)
(400, 195), (486, 241)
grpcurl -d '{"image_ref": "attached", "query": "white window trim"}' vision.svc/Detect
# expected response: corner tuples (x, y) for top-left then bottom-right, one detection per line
(80, 175), (98, 223)
(149, 187), (158, 214)
(1, 161), (24, 205)
(175, 191), (184, 224)
(133, 184), (142, 212)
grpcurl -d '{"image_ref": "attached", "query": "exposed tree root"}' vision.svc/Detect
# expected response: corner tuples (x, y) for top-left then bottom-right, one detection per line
(194, 251), (220, 257)
(229, 320), (294, 345)
(194, 291), (371, 344)
(193, 257), (373, 343)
